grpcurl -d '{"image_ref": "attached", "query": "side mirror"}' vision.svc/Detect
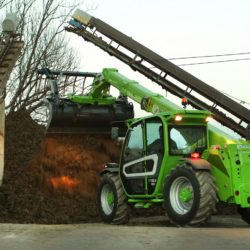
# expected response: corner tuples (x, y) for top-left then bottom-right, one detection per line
(246, 124), (250, 140)
(111, 127), (119, 140)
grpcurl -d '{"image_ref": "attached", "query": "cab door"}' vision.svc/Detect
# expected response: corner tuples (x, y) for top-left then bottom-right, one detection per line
(120, 118), (164, 195)
(145, 118), (164, 194)
(121, 121), (145, 195)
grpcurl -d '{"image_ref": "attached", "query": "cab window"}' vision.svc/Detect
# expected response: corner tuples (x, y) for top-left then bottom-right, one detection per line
(169, 126), (207, 155)
(123, 122), (143, 162)
(146, 119), (164, 155)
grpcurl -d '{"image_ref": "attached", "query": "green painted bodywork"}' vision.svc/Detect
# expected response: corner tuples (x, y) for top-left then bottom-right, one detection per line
(120, 113), (209, 200)
(68, 72), (116, 105)
(102, 68), (181, 113)
(203, 143), (250, 207)
(121, 112), (250, 209)
(70, 67), (250, 209)
(68, 94), (116, 105)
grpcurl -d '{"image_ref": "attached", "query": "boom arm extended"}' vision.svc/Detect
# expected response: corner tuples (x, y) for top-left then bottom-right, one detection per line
(83, 68), (237, 144)
(93, 68), (180, 114)
(41, 66), (238, 143)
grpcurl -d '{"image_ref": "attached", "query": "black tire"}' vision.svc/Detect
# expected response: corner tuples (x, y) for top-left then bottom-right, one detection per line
(164, 166), (218, 226)
(97, 173), (129, 224)
(238, 207), (250, 224)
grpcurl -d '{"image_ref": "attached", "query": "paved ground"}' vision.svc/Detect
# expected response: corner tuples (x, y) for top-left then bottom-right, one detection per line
(0, 216), (249, 250)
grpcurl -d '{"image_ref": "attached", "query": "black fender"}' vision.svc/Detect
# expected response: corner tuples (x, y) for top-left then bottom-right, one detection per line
(182, 158), (211, 170)
(100, 162), (119, 176)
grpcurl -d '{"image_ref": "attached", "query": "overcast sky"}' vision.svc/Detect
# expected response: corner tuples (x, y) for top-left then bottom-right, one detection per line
(70, 0), (250, 122)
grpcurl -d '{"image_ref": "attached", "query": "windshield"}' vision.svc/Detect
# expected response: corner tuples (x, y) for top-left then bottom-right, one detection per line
(169, 126), (207, 155)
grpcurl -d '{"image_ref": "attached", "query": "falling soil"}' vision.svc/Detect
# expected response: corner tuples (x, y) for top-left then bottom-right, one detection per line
(0, 109), (121, 223)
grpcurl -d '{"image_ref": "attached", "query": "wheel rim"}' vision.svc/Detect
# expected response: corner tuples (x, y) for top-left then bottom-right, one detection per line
(169, 176), (194, 215)
(101, 184), (115, 215)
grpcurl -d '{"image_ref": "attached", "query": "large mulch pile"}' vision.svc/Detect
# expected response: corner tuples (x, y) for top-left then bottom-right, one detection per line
(0, 109), (236, 224)
(0, 109), (120, 223)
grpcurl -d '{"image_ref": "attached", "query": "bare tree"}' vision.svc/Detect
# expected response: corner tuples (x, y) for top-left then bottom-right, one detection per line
(3, 0), (84, 119)
(0, 0), (13, 9)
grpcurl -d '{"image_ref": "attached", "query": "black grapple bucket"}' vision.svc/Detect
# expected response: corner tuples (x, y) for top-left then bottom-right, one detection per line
(45, 97), (134, 137)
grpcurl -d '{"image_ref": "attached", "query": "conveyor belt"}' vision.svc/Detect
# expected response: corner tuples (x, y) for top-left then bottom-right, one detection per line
(65, 12), (250, 137)
(0, 34), (24, 92)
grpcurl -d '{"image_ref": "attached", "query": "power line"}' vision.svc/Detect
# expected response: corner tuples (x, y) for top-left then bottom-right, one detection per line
(161, 52), (250, 105)
(176, 58), (250, 105)
(169, 51), (250, 60)
(148, 53), (250, 69)
(222, 92), (250, 106)
(177, 57), (250, 66)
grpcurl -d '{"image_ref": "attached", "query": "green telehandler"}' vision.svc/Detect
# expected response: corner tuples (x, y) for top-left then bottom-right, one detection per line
(43, 67), (250, 226)
(41, 9), (250, 226)
(91, 68), (250, 226)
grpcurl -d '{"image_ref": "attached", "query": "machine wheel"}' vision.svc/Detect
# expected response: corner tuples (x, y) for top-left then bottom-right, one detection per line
(164, 166), (218, 226)
(238, 207), (250, 224)
(97, 173), (129, 224)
